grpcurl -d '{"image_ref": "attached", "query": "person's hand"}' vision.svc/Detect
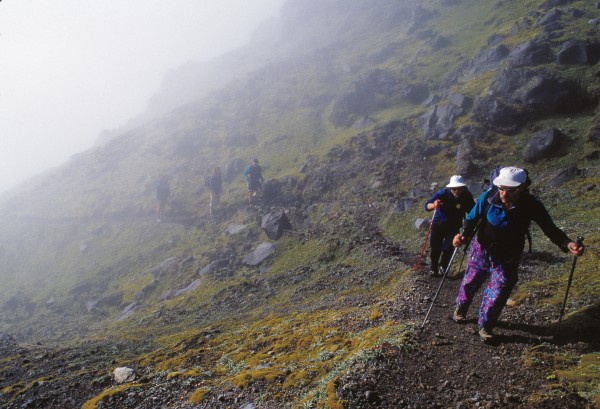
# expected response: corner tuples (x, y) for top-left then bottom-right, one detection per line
(452, 234), (465, 247)
(430, 199), (442, 210)
(568, 241), (584, 256)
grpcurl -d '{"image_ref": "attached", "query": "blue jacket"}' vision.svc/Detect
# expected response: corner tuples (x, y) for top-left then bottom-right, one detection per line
(425, 188), (475, 229)
(463, 190), (571, 256)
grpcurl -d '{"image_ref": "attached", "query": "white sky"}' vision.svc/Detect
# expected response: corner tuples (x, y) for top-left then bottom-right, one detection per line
(0, 0), (284, 194)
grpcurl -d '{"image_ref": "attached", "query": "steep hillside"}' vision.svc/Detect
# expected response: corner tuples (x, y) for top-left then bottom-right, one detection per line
(0, 0), (599, 408)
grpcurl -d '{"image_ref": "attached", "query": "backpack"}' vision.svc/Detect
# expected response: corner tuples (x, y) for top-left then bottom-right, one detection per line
(479, 165), (533, 253)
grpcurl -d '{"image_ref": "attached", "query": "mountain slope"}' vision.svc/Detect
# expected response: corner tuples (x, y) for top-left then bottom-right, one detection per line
(0, 0), (599, 407)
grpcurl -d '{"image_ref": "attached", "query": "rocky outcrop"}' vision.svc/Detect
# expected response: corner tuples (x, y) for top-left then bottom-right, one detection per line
(418, 94), (471, 139)
(472, 68), (591, 134)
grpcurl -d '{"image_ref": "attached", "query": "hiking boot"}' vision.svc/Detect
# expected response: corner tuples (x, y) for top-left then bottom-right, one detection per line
(479, 326), (494, 342)
(429, 269), (441, 277)
(452, 305), (467, 323)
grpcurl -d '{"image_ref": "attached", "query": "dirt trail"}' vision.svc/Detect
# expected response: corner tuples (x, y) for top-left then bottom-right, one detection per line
(336, 261), (594, 408)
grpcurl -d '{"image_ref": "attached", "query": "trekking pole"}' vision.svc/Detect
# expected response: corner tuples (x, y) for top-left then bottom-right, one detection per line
(414, 208), (437, 271)
(420, 245), (460, 332)
(555, 236), (584, 337)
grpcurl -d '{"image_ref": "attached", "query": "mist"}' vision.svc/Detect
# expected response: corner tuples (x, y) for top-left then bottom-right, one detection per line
(0, 0), (284, 194)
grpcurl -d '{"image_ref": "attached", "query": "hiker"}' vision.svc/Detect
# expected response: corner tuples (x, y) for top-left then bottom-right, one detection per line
(424, 175), (475, 277)
(209, 166), (222, 215)
(154, 176), (170, 221)
(243, 158), (264, 204)
(451, 167), (584, 342)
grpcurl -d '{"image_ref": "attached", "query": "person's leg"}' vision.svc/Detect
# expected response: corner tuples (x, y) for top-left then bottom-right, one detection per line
(478, 257), (520, 332)
(456, 238), (489, 312)
(439, 225), (455, 273)
(429, 223), (444, 274)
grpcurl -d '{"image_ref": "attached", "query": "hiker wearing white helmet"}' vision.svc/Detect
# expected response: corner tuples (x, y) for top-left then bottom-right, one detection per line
(424, 175), (475, 277)
(452, 167), (585, 342)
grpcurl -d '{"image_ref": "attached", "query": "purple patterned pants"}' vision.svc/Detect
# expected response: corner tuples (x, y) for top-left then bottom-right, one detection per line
(456, 237), (520, 329)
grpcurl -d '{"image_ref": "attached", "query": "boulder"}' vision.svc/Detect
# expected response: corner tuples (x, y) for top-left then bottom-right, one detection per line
(471, 94), (523, 135)
(508, 39), (554, 68)
(418, 94), (471, 139)
(175, 279), (202, 297)
(243, 243), (276, 266)
(113, 367), (136, 384)
(198, 259), (228, 276)
(226, 224), (247, 235)
(523, 128), (566, 162)
(415, 218), (431, 231)
(464, 44), (510, 78)
(549, 166), (580, 187)
(261, 210), (292, 240)
(557, 40), (600, 66)
(455, 138), (478, 177)
(474, 68), (591, 133)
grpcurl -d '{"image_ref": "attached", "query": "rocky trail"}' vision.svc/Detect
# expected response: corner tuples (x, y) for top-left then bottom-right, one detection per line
(336, 255), (597, 408)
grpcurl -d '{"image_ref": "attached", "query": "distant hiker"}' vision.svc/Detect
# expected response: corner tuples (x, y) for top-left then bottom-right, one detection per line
(209, 166), (222, 215)
(451, 167), (584, 342)
(424, 175), (474, 277)
(154, 176), (170, 221)
(243, 158), (264, 204)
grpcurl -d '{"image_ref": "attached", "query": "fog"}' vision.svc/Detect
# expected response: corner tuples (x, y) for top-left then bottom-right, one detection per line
(0, 0), (284, 194)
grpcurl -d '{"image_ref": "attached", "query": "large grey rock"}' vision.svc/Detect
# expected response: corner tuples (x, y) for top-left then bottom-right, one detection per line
(523, 129), (566, 162)
(198, 260), (228, 276)
(226, 224), (247, 235)
(549, 166), (580, 187)
(557, 40), (600, 66)
(261, 210), (292, 240)
(464, 44), (510, 78)
(473, 68), (590, 133)
(418, 94), (471, 139)
(471, 94), (523, 135)
(415, 218), (431, 231)
(113, 367), (136, 383)
(243, 243), (276, 266)
(508, 39), (554, 68)
(175, 279), (202, 297)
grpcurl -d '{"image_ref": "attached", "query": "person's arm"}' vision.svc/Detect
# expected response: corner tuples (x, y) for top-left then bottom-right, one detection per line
(530, 198), (574, 253)
(454, 192), (486, 247)
(425, 190), (443, 211)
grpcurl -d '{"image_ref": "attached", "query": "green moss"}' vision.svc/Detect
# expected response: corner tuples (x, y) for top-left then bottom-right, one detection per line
(81, 383), (144, 409)
(189, 388), (210, 404)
